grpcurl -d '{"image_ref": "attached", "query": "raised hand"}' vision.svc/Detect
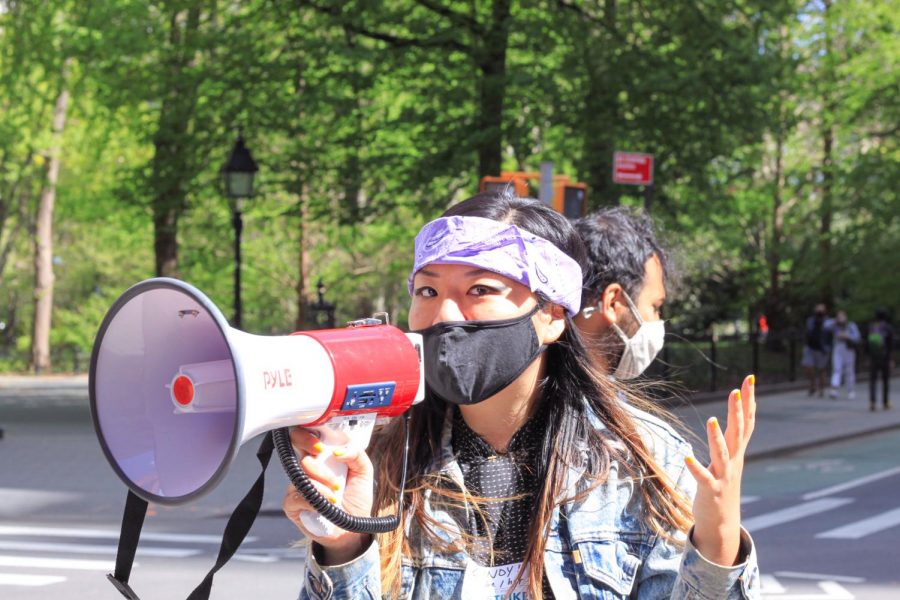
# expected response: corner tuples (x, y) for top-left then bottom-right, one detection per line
(684, 374), (757, 565)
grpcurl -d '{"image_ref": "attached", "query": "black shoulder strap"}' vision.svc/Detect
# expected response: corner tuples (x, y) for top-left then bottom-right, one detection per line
(107, 490), (147, 599)
(187, 432), (274, 599)
(107, 432), (275, 600)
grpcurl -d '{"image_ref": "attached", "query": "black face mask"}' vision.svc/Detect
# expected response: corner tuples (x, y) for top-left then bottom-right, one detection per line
(413, 305), (546, 406)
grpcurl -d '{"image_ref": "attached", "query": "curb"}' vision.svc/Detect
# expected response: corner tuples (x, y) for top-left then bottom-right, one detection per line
(745, 420), (900, 462)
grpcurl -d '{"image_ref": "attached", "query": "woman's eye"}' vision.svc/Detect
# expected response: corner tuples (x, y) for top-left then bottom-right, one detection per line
(413, 286), (437, 298)
(469, 285), (497, 297)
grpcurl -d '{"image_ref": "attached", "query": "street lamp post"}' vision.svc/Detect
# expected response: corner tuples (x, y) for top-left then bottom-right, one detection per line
(310, 279), (336, 329)
(221, 132), (259, 329)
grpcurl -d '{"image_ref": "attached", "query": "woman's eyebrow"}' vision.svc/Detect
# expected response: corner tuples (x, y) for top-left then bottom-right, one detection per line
(464, 268), (494, 277)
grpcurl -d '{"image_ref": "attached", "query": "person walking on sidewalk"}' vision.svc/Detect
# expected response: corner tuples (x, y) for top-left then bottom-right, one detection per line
(865, 308), (894, 411)
(828, 311), (861, 400)
(802, 304), (831, 397)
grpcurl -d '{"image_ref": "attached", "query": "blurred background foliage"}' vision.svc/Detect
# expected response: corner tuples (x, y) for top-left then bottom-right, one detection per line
(0, 0), (896, 378)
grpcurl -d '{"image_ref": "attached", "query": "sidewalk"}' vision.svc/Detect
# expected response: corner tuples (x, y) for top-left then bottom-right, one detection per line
(2, 374), (899, 460)
(671, 377), (900, 461)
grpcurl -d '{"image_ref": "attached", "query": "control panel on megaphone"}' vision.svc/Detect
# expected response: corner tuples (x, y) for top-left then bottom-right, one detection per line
(90, 278), (424, 537)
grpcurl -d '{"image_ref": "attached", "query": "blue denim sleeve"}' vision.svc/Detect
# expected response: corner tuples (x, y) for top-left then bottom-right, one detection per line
(298, 538), (381, 600)
(671, 526), (760, 599)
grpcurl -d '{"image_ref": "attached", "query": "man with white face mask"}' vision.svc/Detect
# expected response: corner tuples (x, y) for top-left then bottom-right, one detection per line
(573, 207), (668, 379)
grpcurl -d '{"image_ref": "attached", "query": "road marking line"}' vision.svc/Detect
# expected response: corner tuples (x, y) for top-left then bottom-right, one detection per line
(0, 573), (66, 587)
(761, 574), (786, 593)
(774, 571), (865, 583)
(762, 582), (854, 599)
(0, 555), (115, 571)
(0, 540), (200, 558)
(816, 506), (900, 540)
(232, 553), (279, 563)
(802, 466), (900, 500)
(0, 525), (249, 544)
(817, 581), (854, 599)
(743, 498), (852, 532)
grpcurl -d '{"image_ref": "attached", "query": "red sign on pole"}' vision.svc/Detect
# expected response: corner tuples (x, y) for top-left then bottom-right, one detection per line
(613, 152), (654, 185)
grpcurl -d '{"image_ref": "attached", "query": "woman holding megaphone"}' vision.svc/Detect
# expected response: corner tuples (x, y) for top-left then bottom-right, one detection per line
(283, 193), (760, 599)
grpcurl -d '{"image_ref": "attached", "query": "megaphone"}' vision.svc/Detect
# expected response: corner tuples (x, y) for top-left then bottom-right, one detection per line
(89, 277), (424, 535)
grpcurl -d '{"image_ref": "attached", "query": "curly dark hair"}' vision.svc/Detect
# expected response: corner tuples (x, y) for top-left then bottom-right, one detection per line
(574, 206), (669, 307)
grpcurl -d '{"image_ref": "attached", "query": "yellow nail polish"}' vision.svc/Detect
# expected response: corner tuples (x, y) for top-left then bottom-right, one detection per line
(312, 442), (324, 454)
(749, 374), (756, 386)
(332, 448), (345, 457)
(735, 390), (742, 402)
(685, 456), (695, 465)
(328, 495), (338, 504)
(710, 418), (719, 429)
(331, 482), (341, 492)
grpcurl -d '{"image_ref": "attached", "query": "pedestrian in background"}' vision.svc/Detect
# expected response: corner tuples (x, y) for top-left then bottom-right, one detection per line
(866, 308), (894, 411)
(802, 303), (831, 397)
(828, 311), (861, 400)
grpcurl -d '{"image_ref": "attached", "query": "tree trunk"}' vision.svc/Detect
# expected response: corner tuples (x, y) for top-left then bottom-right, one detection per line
(764, 125), (787, 345)
(819, 0), (834, 307)
(475, 0), (511, 178)
(150, 6), (201, 278)
(580, 0), (619, 207)
(295, 187), (310, 331)
(32, 80), (70, 373)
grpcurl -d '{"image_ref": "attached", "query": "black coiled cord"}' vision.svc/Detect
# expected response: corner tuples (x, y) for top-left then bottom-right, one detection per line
(272, 412), (411, 534)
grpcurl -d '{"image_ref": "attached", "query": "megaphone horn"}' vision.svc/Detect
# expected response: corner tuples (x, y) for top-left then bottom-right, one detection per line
(89, 278), (424, 528)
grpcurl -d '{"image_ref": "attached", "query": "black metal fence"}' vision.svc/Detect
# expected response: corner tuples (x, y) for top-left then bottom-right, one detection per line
(645, 330), (893, 394)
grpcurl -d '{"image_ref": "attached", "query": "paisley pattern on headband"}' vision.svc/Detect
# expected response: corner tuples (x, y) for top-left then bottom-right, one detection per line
(408, 216), (583, 315)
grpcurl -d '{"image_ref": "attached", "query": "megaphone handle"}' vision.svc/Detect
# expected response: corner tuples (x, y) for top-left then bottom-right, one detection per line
(298, 418), (374, 537)
(274, 412), (409, 535)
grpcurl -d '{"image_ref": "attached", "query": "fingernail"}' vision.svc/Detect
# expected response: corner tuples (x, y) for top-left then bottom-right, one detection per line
(735, 390), (742, 402)
(710, 417), (719, 429)
(331, 482), (341, 492)
(312, 442), (324, 454)
(685, 456), (695, 465)
(328, 495), (338, 504)
(332, 448), (345, 457)
(749, 374), (756, 386)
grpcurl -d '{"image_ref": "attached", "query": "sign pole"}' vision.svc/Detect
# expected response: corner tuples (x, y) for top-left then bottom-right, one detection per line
(539, 161), (553, 206)
(644, 184), (653, 213)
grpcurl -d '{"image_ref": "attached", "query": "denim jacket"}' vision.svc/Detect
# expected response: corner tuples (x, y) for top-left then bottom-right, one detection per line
(299, 403), (760, 599)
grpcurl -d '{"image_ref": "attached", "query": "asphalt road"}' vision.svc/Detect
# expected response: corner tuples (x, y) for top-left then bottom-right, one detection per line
(0, 399), (306, 599)
(743, 428), (900, 599)
(2, 389), (899, 599)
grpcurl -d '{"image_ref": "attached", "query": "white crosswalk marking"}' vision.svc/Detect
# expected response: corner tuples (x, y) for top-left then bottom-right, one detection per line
(816, 506), (900, 540)
(0, 522), (298, 589)
(773, 571), (865, 583)
(0, 540), (200, 557)
(744, 498), (853, 532)
(0, 555), (114, 570)
(0, 574), (66, 587)
(802, 466), (900, 501)
(761, 574), (786, 593)
(761, 573), (857, 599)
(0, 524), (246, 544)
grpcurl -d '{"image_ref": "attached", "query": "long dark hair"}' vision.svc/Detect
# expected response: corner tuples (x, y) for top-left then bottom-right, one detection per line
(371, 192), (692, 598)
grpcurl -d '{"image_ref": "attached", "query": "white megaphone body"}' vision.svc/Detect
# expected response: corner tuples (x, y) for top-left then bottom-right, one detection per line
(89, 278), (424, 535)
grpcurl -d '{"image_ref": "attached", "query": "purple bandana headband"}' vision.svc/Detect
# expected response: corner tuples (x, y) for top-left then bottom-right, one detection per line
(408, 216), (583, 315)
